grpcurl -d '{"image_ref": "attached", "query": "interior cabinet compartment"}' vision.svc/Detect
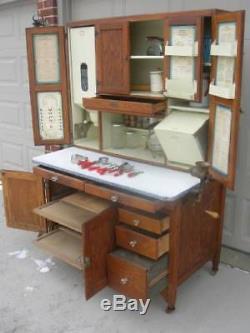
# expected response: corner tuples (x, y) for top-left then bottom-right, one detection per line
(35, 228), (83, 270)
(107, 248), (168, 300)
(72, 105), (100, 150)
(118, 208), (170, 235)
(101, 112), (166, 165)
(34, 192), (111, 233)
(130, 59), (164, 96)
(115, 224), (169, 260)
(130, 20), (164, 57)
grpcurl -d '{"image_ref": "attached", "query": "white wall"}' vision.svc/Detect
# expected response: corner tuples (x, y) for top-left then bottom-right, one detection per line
(67, 0), (250, 252)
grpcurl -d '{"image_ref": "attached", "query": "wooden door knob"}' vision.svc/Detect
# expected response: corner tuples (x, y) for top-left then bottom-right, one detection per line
(120, 277), (128, 285)
(110, 195), (119, 202)
(133, 219), (140, 226)
(129, 240), (137, 248)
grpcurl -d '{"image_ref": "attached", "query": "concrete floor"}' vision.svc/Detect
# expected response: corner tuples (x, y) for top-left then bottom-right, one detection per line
(1, 190), (250, 333)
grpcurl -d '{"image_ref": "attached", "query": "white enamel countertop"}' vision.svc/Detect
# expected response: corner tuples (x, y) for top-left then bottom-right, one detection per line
(32, 147), (200, 201)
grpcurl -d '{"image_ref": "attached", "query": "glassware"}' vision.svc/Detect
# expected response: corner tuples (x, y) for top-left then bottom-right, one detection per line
(147, 130), (164, 158)
(126, 130), (139, 149)
(111, 123), (125, 149)
(146, 36), (164, 56)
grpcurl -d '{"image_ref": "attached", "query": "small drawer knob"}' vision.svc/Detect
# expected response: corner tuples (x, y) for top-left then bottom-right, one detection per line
(133, 219), (140, 226)
(111, 195), (119, 202)
(129, 240), (137, 248)
(50, 176), (59, 182)
(120, 277), (128, 285)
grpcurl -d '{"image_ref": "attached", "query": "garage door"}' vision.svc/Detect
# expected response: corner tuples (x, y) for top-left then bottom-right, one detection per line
(0, 0), (44, 171)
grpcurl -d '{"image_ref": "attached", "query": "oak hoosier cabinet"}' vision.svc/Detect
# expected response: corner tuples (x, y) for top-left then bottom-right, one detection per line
(2, 8), (245, 312)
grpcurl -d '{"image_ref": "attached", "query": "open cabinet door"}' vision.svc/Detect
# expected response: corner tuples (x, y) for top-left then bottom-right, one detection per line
(26, 26), (72, 145)
(83, 207), (116, 300)
(2, 171), (46, 232)
(163, 15), (204, 101)
(96, 22), (130, 95)
(208, 11), (245, 189)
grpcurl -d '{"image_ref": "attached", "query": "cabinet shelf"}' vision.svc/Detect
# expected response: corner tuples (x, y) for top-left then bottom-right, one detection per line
(35, 228), (83, 270)
(130, 55), (164, 59)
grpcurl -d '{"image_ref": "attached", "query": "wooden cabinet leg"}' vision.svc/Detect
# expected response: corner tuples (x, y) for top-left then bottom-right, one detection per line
(163, 204), (181, 313)
(212, 186), (226, 276)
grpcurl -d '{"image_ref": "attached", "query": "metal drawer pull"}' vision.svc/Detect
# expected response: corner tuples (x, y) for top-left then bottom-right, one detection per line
(133, 219), (140, 226)
(205, 210), (220, 219)
(50, 176), (59, 182)
(120, 277), (128, 285)
(129, 240), (137, 248)
(111, 195), (119, 202)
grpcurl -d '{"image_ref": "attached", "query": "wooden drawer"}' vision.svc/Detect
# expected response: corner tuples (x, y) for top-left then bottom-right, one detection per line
(33, 166), (86, 191)
(83, 95), (166, 116)
(85, 183), (165, 213)
(118, 208), (170, 235)
(115, 224), (169, 260)
(107, 249), (168, 300)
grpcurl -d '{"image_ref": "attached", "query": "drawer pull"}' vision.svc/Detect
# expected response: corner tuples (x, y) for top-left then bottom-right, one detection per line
(129, 240), (137, 248)
(111, 195), (119, 202)
(120, 277), (129, 285)
(50, 176), (59, 182)
(133, 219), (140, 226)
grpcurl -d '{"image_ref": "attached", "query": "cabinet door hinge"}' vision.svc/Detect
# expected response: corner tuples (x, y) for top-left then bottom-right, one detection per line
(84, 256), (91, 268)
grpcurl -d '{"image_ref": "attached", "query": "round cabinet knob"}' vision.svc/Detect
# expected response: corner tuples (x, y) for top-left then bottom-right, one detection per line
(129, 240), (137, 248)
(50, 176), (59, 182)
(133, 219), (140, 226)
(110, 195), (119, 203)
(120, 277), (128, 285)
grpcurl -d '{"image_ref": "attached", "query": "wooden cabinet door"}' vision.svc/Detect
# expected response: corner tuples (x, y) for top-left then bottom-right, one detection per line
(163, 16), (204, 101)
(2, 171), (46, 232)
(83, 207), (116, 299)
(208, 11), (245, 189)
(96, 22), (130, 95)
(26, 26), (72, 145)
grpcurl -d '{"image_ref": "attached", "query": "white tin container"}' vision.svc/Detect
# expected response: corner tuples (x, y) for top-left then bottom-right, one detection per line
(150, 71), (163, 93)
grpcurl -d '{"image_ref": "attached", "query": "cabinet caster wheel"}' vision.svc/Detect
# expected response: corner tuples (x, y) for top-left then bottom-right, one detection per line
(166, 305), (175, 313)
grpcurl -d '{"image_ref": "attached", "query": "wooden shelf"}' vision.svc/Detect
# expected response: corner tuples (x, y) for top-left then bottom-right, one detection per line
(35, 228), (83, 270)
(130, 55), (164, 59)
(34, 200), (95, 233)
(169, 105), (209, 114)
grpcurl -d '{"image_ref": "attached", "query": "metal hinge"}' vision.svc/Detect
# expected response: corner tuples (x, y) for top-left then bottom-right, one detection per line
(84, 256), (91, 268)
(95, 30), (99, 37)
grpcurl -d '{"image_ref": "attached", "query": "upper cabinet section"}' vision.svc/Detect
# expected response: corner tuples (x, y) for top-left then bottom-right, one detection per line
(26, 26), (71, 145)
(95, 22), (130, 95)
(163, 16), (204, 101)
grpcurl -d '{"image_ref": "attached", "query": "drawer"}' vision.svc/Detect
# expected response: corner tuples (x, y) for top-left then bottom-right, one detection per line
(83, 95), (166, 116)
(107, 249), (168, 300)
(85, 183), (165, 214)
(35, 228), (83, 270)
(115, 224), (169, 260)
(33, 166), (86, 191)
(118, 208), (170, 235)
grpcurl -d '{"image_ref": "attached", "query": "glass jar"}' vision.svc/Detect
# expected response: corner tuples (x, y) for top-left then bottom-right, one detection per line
(146, 36), (164, 56)
(111, 123), (125, 149)
(126, 130), (139, 149)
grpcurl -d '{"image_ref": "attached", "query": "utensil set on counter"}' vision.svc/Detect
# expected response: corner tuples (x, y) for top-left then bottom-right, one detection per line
(71, 154), (144, 178)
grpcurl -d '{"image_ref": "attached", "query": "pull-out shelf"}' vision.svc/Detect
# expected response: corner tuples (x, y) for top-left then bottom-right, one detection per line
(34, 192), (110, 233)
(35, 228), (83, 270)
(83, 95), (166, 116)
